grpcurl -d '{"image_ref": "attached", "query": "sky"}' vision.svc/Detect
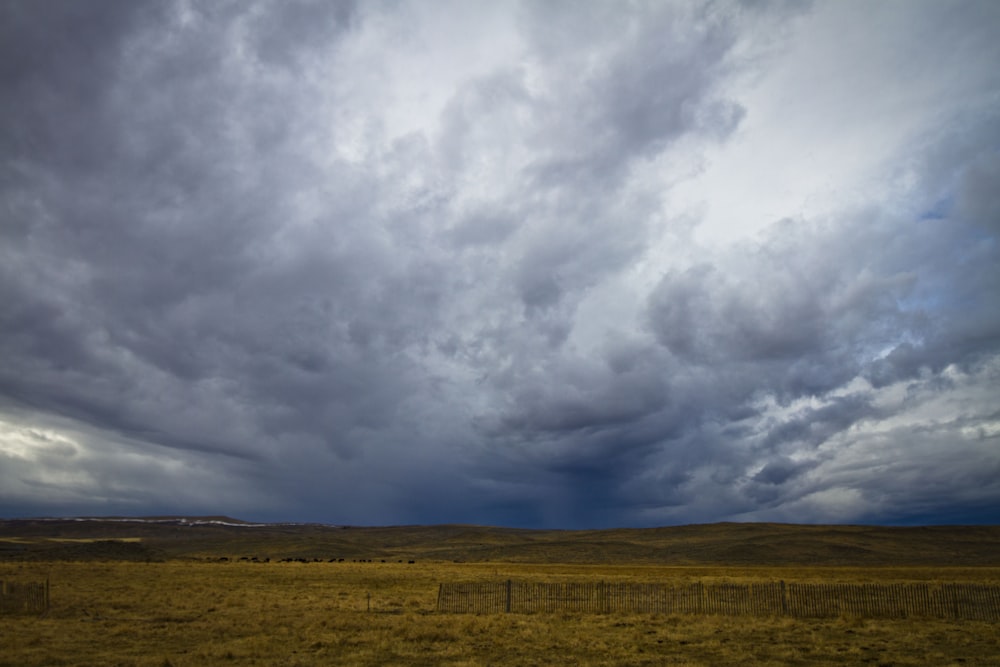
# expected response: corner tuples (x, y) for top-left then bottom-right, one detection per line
(1, 0), (999, 528)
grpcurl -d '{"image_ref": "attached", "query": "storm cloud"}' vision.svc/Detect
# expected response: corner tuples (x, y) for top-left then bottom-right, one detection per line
(2, 0), (999, 527)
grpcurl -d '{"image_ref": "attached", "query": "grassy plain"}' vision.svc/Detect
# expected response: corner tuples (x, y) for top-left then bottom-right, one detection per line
(5, 520), (1000, 565)
(3, 560), (1000, 666)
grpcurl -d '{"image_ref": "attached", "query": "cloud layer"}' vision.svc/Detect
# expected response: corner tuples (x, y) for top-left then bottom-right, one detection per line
(2, 0), (999, 527)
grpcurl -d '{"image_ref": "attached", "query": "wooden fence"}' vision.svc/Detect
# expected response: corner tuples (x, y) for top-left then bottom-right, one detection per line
(437, 581), (1000, 620)
(0, 579), (49, 614)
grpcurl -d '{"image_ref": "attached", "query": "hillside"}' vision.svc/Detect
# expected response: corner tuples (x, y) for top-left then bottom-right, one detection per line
(2, 517), (999, 566)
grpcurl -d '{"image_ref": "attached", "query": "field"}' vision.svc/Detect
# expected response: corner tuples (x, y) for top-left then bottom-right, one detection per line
(2, 519), (999, 665)
(3, 561), (1000, 666)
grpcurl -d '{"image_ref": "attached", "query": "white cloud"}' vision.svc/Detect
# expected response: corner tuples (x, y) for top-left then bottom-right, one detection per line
(683, 0), (1000, 246)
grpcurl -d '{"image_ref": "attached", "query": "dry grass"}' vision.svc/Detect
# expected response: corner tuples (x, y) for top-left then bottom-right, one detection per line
(2, 560), (999, 666)
(0, 537), (145, 544)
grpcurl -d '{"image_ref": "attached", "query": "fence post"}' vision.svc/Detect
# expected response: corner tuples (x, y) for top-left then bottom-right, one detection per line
(434, 579), (1000, 619)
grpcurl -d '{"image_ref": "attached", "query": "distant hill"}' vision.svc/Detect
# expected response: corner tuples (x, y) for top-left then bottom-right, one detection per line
(2, 517), (999, 566)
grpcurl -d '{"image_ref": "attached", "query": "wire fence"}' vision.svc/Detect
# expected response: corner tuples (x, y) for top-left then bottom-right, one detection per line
(437, 580), (1000, 620)
(0, 579), (49, 615)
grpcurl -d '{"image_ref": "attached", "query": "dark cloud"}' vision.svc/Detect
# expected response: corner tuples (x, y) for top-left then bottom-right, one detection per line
(518, 1), (747, 189)
(1, 1), (999, 527)
(246, 0), (357, 68)
(957, 152), (1000, 234)
(0, 0), (163, 164)
(752, 458), (815, 486)
(472, 134), (1000, 525)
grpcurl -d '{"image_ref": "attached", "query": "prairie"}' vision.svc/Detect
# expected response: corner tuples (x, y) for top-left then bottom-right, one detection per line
(2, 560), (1000, 666)
(2, 519), (999, 665)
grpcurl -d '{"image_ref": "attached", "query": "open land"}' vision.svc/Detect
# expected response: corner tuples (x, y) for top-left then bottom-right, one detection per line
(2, 518), (999, 666)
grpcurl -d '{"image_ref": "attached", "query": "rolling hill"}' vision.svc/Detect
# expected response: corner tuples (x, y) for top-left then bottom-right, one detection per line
(2, 517), (999, 566)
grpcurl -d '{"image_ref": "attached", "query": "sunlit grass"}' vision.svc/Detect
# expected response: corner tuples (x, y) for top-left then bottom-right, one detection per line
(0, 536), (143, 544)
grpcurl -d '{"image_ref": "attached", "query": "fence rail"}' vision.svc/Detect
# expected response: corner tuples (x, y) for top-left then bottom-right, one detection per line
(437, 581), (1000, 620)
(0, 579), (50, 614)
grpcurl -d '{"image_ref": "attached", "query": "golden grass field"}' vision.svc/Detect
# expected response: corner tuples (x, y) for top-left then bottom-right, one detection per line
(3, 559), (1000, 666)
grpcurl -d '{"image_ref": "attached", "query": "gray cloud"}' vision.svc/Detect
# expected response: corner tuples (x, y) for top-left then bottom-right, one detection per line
(1, 1), (998, 527)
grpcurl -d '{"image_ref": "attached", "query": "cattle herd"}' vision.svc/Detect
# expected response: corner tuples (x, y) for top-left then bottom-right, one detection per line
(211, 556), (416, 564)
